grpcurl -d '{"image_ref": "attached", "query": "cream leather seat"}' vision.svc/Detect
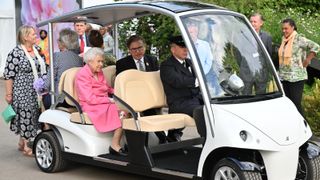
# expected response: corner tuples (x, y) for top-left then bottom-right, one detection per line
(114, 69), (195, 132)
(102, 65), (116, 88)
(57, 67), (92, 125)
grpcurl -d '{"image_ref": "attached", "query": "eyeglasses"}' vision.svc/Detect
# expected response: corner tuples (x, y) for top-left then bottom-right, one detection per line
(129, 46), (144, 53)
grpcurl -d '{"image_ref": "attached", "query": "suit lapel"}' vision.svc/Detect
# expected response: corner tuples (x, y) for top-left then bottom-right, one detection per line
(128, 56), (138, 70)
(171, 56), (193, 76)
(185, 59), (196, 75)
(144, 56), (151, 71)
(85, 33), (90, 47)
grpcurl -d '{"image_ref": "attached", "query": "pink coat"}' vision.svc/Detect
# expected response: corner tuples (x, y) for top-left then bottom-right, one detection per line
(75, 64), (121, 132)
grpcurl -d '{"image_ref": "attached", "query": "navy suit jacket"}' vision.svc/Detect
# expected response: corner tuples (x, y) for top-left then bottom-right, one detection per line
(116, 54), (159, 75)
(160, 56), (200, 110)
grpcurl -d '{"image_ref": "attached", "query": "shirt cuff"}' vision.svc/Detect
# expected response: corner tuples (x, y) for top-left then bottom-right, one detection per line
(195, 78), (199, 87)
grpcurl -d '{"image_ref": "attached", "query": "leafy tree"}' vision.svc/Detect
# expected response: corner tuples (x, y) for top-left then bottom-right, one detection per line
(222, 43), (240, 74)
(118, 14), (180, 62)
(303, 79), (320, 136)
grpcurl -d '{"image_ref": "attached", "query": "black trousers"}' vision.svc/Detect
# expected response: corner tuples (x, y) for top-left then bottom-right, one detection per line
(281, 80), (305, 116)
(42, 93), (51, 110)
(168, 97), (204, 137)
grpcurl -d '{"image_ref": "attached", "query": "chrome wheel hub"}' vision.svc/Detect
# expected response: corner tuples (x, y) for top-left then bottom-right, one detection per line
(214, 166), (240, 180)
(35, 139), (53, 168)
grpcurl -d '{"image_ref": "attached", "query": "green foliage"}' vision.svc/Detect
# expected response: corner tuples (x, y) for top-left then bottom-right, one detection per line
(118, 14), (180, 62)
(201, 0), (320, 45)
(303, 79), (320, 136)
(222, 43), (240, 74)
(103, 52), (116, 67)
(117, 0), (319, 62)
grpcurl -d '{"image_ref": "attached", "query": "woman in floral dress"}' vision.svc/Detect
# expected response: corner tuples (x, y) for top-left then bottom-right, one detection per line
(4, 25), (47, 156)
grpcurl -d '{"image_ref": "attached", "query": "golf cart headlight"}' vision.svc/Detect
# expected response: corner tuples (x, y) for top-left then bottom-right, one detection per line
(239, 130), (247, 142)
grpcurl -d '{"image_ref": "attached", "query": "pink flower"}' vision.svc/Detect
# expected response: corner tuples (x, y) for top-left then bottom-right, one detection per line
(21, 0), (80, 51)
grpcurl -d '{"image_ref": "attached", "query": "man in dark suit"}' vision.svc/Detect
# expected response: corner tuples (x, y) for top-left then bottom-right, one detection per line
(116, 35), (158, 75)
(242, 13), (272, 95)
(116, 35), (167, 143)
(250, 13), (272, 57)
(160, 36), (203, 142)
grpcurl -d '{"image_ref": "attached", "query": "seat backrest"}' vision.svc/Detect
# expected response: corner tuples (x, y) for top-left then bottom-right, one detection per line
(102, 65), (116, 88)
(58, 67), (81, 106)
(114, 69), (166, 112)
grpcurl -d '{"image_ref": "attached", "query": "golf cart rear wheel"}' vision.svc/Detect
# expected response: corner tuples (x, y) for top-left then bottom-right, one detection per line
(34, 131), (67, 173)
(211, 158), (262, 180)
(297, 153), (320, 180)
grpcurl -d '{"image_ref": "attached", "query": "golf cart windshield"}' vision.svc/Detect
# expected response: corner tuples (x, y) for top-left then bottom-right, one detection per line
(182, 14), (281, 101)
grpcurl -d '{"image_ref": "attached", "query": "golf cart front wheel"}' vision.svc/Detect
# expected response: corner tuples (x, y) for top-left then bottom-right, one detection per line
(34, 131), (67, 173)
(211, 158), (262, 180)
(297, 153), (320, 180)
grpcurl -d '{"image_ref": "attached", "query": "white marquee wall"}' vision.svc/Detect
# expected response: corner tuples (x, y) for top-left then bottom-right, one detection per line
(0, 12), (15, 78)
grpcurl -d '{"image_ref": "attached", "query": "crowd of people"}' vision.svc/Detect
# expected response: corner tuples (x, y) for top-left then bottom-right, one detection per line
(3, 13), (319, 157)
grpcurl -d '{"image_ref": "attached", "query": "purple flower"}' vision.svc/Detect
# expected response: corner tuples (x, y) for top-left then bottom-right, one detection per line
(33, 75), (47, 95)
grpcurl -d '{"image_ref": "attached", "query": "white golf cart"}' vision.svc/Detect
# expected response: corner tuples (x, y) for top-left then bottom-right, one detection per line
(34, 1), (320, 180)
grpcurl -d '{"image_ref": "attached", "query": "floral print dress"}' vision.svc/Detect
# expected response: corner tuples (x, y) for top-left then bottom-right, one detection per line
(3, 46), (42, 140)
(279, 33), (320, 82)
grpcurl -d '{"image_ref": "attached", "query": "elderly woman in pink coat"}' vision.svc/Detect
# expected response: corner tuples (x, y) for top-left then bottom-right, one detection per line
(75, 47), (126, 156)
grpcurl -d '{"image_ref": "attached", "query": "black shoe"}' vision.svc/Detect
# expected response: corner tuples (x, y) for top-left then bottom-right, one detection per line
(109, 146), (128, 156)
(167, 132), (182, 142)
(123, 144), (129, 152)
(155, 131), (167, 144)
(159, 138), (168, 144)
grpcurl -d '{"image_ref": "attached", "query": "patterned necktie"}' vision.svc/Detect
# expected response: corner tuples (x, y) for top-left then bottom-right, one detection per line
(80, 35), (85, 53)
(138, 59), (145, 71)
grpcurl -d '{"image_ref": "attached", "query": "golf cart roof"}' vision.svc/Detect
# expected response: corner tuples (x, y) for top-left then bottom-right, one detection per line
(37, 0), (223, 27)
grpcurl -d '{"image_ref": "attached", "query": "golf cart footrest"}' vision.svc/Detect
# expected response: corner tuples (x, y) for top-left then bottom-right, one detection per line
(149, 137), (205, 154)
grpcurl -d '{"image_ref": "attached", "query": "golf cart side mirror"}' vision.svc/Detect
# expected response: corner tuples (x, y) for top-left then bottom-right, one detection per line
(228, 74), (244, 91)
(219, 71), (244, 95)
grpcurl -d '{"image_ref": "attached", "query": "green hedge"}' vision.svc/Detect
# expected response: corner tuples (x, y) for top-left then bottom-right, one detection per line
(117, 15), (179, 61)
(303, 79), (320, 136)
(201, 0), (320, 45)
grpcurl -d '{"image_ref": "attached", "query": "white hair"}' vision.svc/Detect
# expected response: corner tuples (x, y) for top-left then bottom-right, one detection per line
(83, 47), (104, 64)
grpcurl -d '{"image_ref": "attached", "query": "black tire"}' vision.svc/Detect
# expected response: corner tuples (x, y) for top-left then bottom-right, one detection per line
(210, 158), (262, 180)
(297, 153), (320, 180)
(34, 131), (67, 173)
